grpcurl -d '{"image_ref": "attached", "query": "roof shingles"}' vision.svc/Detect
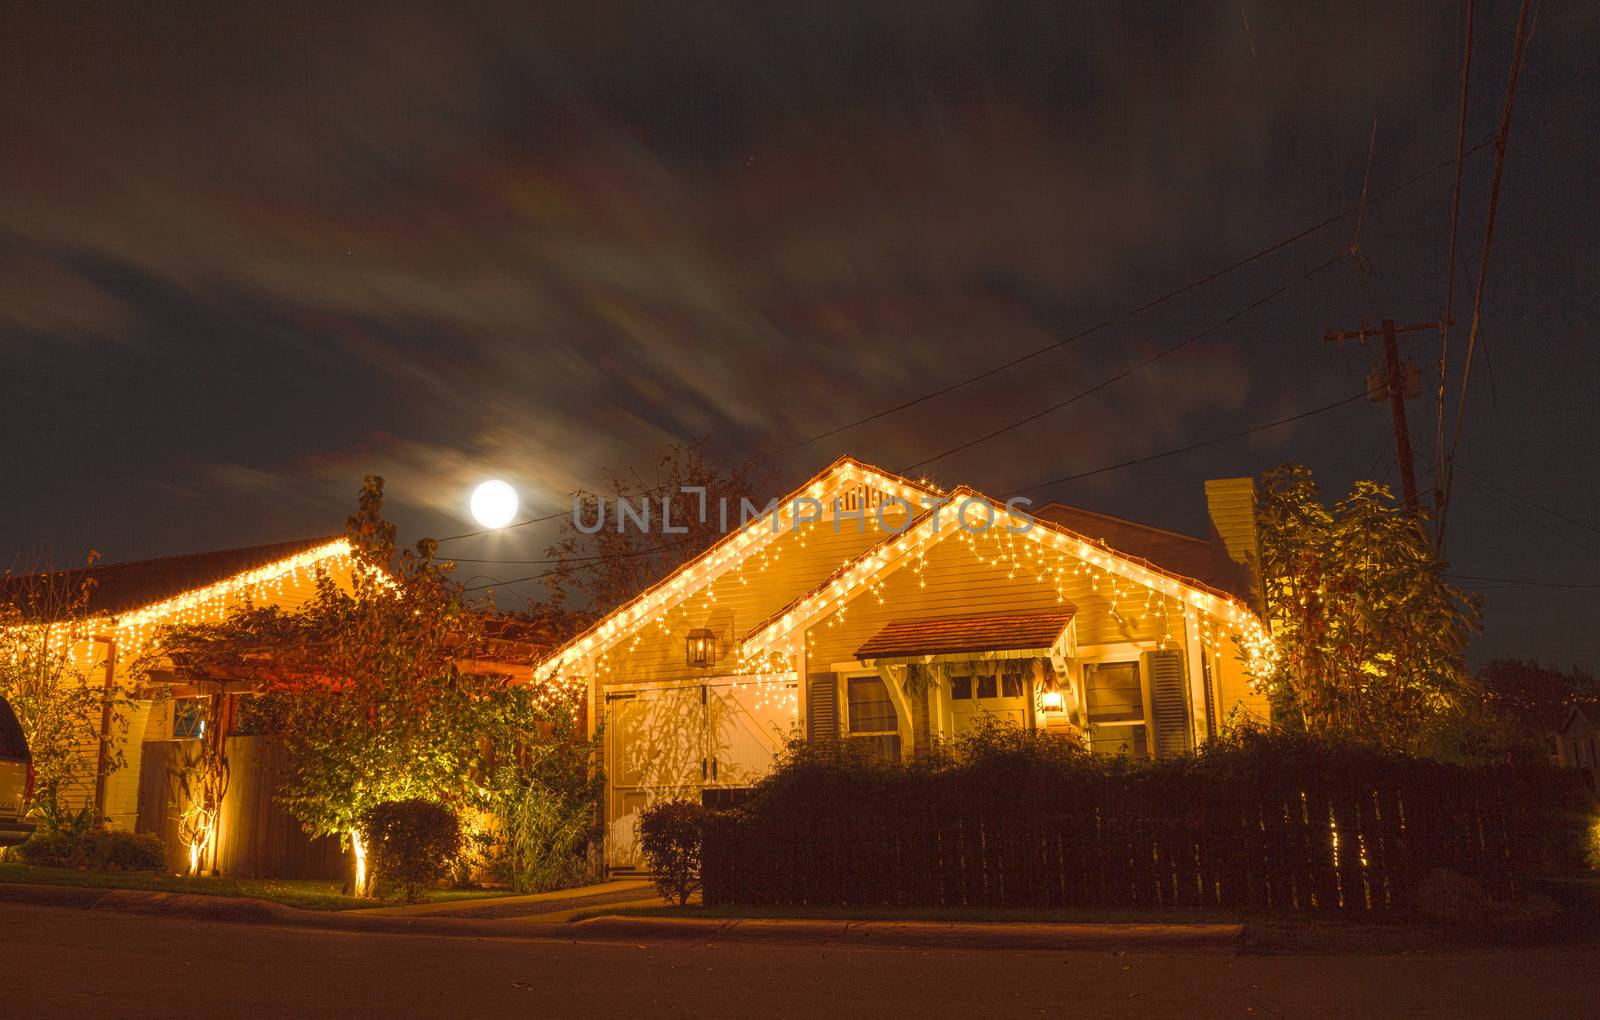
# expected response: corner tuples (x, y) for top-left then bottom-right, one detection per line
(856, 608), (1076, 660)
(1, 537), (341, 618)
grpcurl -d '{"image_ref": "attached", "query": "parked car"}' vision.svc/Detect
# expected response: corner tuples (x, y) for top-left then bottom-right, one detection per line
(0, 696), (35, 847)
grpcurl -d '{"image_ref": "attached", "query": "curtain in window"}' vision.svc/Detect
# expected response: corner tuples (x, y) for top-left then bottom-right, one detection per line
(847, 676), (897, 733)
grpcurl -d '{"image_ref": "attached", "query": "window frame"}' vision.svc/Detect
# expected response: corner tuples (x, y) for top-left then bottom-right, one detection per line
(842, 671), (903, 763)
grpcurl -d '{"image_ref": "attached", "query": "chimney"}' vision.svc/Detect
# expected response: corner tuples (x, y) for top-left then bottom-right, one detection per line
(1204, 478), (1261, 611)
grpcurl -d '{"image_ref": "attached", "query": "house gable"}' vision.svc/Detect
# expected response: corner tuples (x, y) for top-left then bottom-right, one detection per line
(741, 485), (1269, 670)
(538, 456), (938, 682)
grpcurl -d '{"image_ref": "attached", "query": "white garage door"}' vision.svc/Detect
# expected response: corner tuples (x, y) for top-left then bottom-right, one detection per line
(606, 679), (796, 869)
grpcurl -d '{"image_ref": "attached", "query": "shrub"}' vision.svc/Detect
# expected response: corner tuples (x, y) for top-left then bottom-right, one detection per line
(702, 724), (1590, 911)
(15, 830), (75, 868)
(361, 799), (462, 902)
(639, 799), (708, 905)
(16, 826), (166, 872)
(81, 828), (166, 871)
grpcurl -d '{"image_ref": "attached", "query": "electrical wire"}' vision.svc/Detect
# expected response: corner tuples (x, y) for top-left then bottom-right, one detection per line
(902, 254), (1342, 473)
(1005, 387), (1372, 498)
(1436, 0), (1475, 496)
(785, 138), (1493, 455)
(1440, 0), (1536, 549)
(1447, 573), (1600, 590)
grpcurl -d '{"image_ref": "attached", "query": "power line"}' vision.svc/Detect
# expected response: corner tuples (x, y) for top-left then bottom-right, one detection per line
(786, 138), (1493, 455)
(904, 254), (1342, 473)
(1447, 573), (1600, 590)
(1457, 476), (1600, 556)
(1456, 464), (1600, 535)
(1007, 387), (1372, 499)
(461, 535), (704, 592)
(1436, 0), (1476, 492)
(434, 508), (568, 544)
(1440, 0), (1536, 549)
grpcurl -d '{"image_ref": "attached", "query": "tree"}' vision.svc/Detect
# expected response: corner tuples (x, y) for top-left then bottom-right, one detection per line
(156, 476), (594, 894)
(545, 441), (773, 613)
(1478, 659), (1599, 731)
(1250, 464), (1481, 753)
(0, 557), (135, 828)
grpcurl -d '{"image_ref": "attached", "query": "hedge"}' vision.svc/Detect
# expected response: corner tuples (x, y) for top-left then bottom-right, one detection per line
(702, 730), (1591, 912)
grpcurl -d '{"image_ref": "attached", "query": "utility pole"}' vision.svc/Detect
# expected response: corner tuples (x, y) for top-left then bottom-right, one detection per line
(1323, 318), (1443, 516)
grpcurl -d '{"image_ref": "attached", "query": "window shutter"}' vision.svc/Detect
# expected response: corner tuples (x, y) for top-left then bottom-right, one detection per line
(807, 673), (838, 747)
(1144, 649), (1191, 758)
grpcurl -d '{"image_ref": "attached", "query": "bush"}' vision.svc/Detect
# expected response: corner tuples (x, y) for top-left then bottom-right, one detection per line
(361, 799), (462, 902)
(702, 724), (1590, 912)
(639, 799), (708, 905)
(16, 826), (166, 872)
(14, 831), (76, 868)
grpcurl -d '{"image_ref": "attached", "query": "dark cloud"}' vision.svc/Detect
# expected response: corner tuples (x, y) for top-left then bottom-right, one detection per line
(0, 2), (1595, 666)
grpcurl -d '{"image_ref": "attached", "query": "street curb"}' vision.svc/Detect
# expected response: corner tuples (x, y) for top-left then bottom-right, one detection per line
(567, 916), (1245, 949)
(0, 883), (1243, 950)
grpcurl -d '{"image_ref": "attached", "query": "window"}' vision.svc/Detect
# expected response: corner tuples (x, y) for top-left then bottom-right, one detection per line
(1084, 660), (1148, 759)
(847, 676), (900, 762)
(0, 698), (27, 760)
(1084, 662), (1142, 723)
(173, 698), (207, 739)
(951, 672), (1024, 701)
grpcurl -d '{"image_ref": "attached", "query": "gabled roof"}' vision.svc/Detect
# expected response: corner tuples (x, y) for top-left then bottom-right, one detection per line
(1, 537), (344, 619)
(536, 456), (938, 674)
(740, 481), (1265, 656)
(857, 608), (1076, 660)
(1559, 702), (1600, 735)
(537, 456), (1273, 679)
(1032, 502), (1250, 602)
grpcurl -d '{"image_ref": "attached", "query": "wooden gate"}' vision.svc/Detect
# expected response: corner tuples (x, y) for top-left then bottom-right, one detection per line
(136, 736), (345, 879)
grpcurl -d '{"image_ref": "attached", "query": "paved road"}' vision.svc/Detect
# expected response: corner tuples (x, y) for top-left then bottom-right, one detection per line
(4, 903), (1594, 1018)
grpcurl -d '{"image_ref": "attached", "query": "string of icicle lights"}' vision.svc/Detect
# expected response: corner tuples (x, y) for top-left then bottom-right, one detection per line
(536, 463), (1276, 708)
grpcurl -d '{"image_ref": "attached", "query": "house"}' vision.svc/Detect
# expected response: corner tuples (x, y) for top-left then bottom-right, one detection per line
(2, 535), (558, 874)
(1, 537), (357, 868)
(1555, 702), (1600, 792)
(532, 456), (1276, 871)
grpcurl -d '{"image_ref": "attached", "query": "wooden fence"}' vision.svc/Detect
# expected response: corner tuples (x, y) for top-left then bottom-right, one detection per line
(136, 736), (345, 879)
(702, 737), (1590, 911)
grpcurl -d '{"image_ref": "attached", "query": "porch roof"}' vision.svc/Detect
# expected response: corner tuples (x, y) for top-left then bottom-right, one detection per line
(855, 608), (1075, 660)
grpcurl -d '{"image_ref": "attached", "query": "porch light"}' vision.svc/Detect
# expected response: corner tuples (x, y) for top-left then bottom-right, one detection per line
(1041, 689), (1064, 711)
(686, 629), (717, 668)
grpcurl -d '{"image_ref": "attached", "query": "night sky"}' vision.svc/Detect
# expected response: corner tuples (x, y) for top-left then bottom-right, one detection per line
(2, 4), (1595, 668)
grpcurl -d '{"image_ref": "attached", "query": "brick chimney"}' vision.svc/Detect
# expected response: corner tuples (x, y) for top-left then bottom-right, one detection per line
(1204, 478), (1261, 612)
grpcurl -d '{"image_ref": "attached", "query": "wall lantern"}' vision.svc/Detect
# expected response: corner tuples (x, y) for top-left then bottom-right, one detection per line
(1041, 689), (1065, 712)
(686, 629), (717, 668)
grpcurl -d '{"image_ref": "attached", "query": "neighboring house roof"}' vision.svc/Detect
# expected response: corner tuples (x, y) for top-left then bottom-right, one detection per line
(1559, 702), (1600, 735)
(856, 608), (1076, 660)
(1031, 502), (1251, 603)
(1, 537), (343, 619)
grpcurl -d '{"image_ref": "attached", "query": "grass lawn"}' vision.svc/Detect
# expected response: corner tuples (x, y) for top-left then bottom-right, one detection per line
(0, 863), (514, 912)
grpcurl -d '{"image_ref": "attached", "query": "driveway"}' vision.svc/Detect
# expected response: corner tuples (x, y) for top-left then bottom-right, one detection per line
(4, 902), (1593, 1018)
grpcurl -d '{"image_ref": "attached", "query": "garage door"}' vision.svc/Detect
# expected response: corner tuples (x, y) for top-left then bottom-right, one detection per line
(606, 680), (796, 869)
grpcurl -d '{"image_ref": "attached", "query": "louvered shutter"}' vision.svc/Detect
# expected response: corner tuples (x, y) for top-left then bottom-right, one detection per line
(807, 673), (839, 747)
(1144, 649), (1191, 758)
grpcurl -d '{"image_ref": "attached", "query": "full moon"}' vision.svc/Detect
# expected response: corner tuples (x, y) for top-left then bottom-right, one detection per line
(470, 479), (519, 529)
